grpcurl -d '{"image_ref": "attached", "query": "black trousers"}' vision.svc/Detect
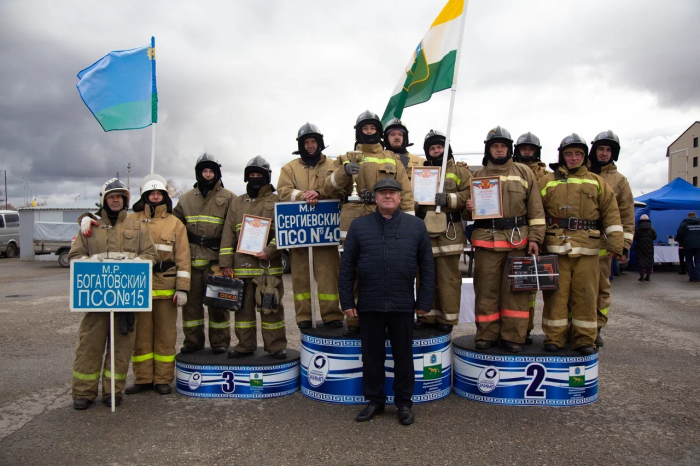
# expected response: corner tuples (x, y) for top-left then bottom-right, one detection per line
(359, 311), (415, 408)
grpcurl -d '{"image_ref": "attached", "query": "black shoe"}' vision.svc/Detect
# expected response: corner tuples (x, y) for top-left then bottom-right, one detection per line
(578, 346), (595, 355)
(474, 340), (493, 350)
(325, 320), (343, 329)
(355, 403), (385, 422)
(228, 350), (254, 359)
(180, 344), (201, 354)
(544, 343), (560, 352)
(102, 396), (122, 408)
(155, 384), (172, 395)
(298, 320), (312, 329)
(413, 320), (428, 330)
(272, 349), (287, 359)
(437, 324), (453, 333)
(398, 406), (414, 426)
(525, 330), (534, 345)
(73, 399), (91, 410)
(504, 341), (522, 353)
(124, 383), (154, 395)
(644, 274), (650, 281)
(343, 326), (360, 337)
(211, 346), (228, 354)
(595, 329), (604, 347)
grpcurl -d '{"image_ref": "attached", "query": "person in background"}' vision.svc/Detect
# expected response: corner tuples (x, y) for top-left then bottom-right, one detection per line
(633, 214), (657, 282)
(676, 212), (700, 282)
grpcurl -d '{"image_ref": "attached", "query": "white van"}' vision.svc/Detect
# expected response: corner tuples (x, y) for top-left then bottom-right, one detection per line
(0, 210), (20, 258)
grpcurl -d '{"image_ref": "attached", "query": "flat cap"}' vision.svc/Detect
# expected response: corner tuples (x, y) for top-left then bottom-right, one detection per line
(373, 178), (402, 192)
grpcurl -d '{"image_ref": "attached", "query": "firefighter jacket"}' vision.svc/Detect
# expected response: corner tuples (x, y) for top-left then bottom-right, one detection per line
(466, 159), (546, 251)
(131, 204), (191, 299)
(522, 161), (550, 181)
(417, 158), (472, 257)
(219, 184), (283, 277)
(539, 164), (624, 257)
(68, 209), (159, 265)
(277, 154), (340, 202)
(323, 142), (415, 236)
(172, 180), (236, 268)
(598, 163), (635, 252)
(397, 151), (426, 181)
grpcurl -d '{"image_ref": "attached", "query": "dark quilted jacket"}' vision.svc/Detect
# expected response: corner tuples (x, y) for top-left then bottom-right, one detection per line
(633, 219), (657, 268)
(339, 209), (435, 313)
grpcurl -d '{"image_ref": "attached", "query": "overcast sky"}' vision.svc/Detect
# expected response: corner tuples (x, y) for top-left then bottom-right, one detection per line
(1, 0), (698, 207)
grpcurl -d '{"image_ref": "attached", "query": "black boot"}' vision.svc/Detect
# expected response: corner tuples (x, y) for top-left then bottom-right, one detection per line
(212, 346), (228, 354)
(525, 330), (534, 345)
(228, 350), (254, 358)
(297, 320), (312, 329)
(413, 320), (428, 330)
(504, 341), (522, 353)
(125, 383), (154, 395)
(544, 343), (560, 352)
(180, 344), (201, 354)
(644, 273), (650, 281)
(155, 384), (172, 395)
(272, 349), (287, 359)
(343, 326), (360, 337)
(325, 320), (343, 329)
(578, 346), (595, 355)
(437, 324), (453, 333)
(73, 399), (92, 410)
(638, 274), (644, 281)
(398, 406), (415, 426)
(102, 396), (122, 408)
(595, 329), (604, 347)
(474, 340), (493, 350)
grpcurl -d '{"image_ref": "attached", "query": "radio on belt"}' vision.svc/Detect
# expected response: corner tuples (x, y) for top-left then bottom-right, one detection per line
(204, 275), (246, 311)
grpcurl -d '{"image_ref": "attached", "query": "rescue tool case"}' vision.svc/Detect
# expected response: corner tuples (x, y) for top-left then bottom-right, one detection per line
(204, 275), (246, 311)
(508, 255), (559, 292)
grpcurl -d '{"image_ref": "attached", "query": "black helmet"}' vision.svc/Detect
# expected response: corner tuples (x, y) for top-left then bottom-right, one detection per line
(383, 118), (409, 153)
(244, 155), (272, 184)
(295, 122), (326, 156)
(354, 110), (383, 145)
(99, 178), (129, 211)
(514, 132), (542, 162)
(483, 126), (513, 166)
(422, 129), (453, 165)
(558, 133), (589, 167)
(195, 152), (222, 185)
(590, 130), (621, 163)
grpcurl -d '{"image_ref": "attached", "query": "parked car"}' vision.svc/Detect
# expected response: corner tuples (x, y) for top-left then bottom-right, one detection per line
(34, 238), (73, 268)
(0, 210), (20, 258)
(32, 221), (80, 268)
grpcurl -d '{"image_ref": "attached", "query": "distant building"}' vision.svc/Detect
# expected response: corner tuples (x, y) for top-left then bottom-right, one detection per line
(667, 121), (700, 186)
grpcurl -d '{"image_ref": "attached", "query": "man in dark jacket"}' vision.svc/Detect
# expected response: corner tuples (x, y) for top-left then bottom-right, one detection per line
(677, 212), (700, 282)
(339, 178), (434, 426)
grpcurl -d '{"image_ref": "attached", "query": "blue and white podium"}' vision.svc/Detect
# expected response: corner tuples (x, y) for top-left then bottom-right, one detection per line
(300, 325), (452, 404)
(452, 335), (598, 406)
(176, 348), (300, 399)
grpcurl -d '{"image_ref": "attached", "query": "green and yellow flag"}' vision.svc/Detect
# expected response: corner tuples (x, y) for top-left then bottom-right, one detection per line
(381, 0), (465, 125)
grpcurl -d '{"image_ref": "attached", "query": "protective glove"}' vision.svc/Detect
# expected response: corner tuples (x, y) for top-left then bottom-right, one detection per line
(173, 291), (188, 308)
(81, 217), (99, 237)
(117, 312), (135, 335)
(435, 193), (448, 207)
(90, 254), (104, 262)
(344, 162), (361, 176)
(112, 253), (128, 261)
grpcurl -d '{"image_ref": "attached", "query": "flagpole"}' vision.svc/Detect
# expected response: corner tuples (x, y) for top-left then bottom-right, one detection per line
(436, 0), (469, 214)
(150, 122), (156, 174)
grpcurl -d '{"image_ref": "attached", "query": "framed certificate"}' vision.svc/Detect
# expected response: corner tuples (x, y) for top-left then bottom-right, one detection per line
(471, 176), (503, 219)
(237, 214), (272, 256)
(411, 167), (440, 205)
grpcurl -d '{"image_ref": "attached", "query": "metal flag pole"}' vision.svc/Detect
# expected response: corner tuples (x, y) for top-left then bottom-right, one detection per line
(150, 123), (156, 174)
(110, 311), (116, 413)
(436, 0), (470, 214)
(308, 247), (318, 329)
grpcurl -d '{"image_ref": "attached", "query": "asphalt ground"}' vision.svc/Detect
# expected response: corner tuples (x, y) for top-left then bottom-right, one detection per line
(0, 257), (698, 465)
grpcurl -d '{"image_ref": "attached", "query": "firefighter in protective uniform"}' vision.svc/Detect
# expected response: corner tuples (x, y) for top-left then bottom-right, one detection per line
(539, 134), (624, 355)
(323, 110), (415, 336)
(513, 132), (550, 344)
(124, 175), (191, 395)
(383, 118), (425, 180)
(173, 154), (236, 354)
(69, 179), (158, 409)
(277, 123), (344, 329)
(588, 130), (634, 346)
(465, 127), (546, 353)
(220, 156), (287, 359)
(414, 130), (472, 332)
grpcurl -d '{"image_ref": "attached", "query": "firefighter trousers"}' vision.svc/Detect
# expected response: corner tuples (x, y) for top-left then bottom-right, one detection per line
(290, 246), (344, 324)
(132, 299), (177, 385)
(417, 254), (461, 325)
(597, 255), (612, 329)
(71, 312), (136, 400)
(542, 254), (599, 349)
(233, 278), (287, 353)
(182, 264), (231, 350)
(474, 248), (530, 344)
(528, 291), (537, 332)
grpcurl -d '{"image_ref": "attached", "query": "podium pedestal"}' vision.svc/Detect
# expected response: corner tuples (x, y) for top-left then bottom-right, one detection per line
(175, 347), (300, 399)
(453, 335), (598, 406)
(300, 324), (452, 405)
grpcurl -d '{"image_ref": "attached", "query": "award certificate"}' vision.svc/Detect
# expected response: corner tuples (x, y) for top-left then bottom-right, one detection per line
(411, 167), (440, 205)
(471, 176), (503, 219)
(237, 214), (272, 255)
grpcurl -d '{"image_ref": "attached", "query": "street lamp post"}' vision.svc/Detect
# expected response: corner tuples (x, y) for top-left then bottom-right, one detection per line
(670, 148), (689, 181)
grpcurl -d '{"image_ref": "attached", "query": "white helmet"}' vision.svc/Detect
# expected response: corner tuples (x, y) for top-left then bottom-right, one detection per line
(100, 178), (130, 210)
(140, 174), (168, 195)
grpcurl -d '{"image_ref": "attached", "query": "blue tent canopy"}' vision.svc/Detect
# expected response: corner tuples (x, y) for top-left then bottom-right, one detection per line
(634, 177), (700, 244)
